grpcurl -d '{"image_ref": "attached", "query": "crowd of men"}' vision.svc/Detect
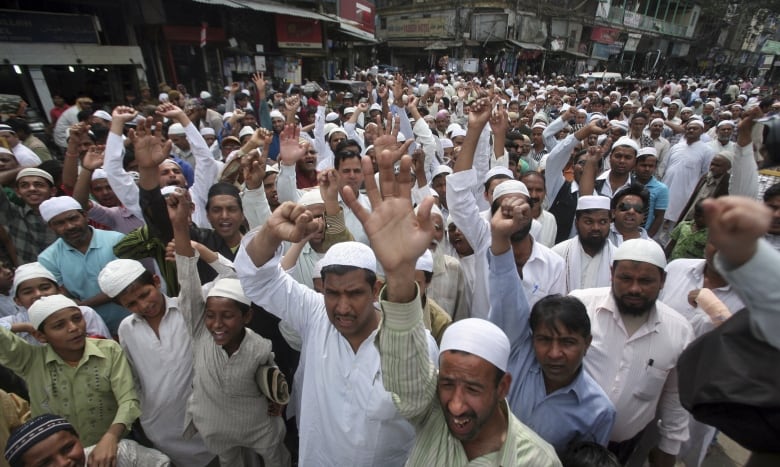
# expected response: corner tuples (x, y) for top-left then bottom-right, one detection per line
(1, 68), (779, 467)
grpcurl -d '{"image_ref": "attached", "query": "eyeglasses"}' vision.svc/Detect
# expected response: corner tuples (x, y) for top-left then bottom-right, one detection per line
(617, 202), (644, 212)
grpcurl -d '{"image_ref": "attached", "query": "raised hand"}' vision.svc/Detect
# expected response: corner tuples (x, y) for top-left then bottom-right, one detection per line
(490, 196), (532, 254)
(130, 117), (170, 169)
(702, 196), (771, 267)
(317, 90), (329, 106)
(241, 149), (268, 190)
(489, 106), (508, 135)
(318, 168), (340, 204)
(392, 73), (404, 100)
(156, 103), (189, 125)
(266, 202), (321, 243)
(82, 145), (106, 171)
(67, 122), (92, 155)
(467, 97), (495, 130)
(111, 106), (138, 125)
(251, 72), (267, 96)
(230, 82), (241, 95)
(277, 124), (306, 166)
(284, 95), (300, 114)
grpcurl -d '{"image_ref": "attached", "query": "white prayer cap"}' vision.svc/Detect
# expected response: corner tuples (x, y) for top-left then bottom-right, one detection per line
(715, 150), (735, 167)
(637, 147), (657, 159)
(323, 123), (338, 136)
(17, 167), (54, 185)
(449, 127), (466, 138)
(239, 126), (255, 139)
(328, 127), (347, 139)
(492, 179), (529, 201)
(531, 122), (547, 130)
(446, 123), (462, 135)
(265, 164), (279, 175)
(614, 238), (666, 269)
(5, 148), (39, 168)
(319, 241), (376, 274)
(39, 196), (82, 223)
(577, 195), (610, 211)
(344, 107), (356, 115)
(207, 278), (251, 306)
(200, 91), (212, 100)
(167, 123), (185, 136)
(98, 259), (147, 298)
(241, 89), (251, 96)
(577, 108), (588, 115)
(610, 120), (629, 133)
(716, 120), (735, 128)
(92, 110), (112, 122)
(440, 138), (453, 149)
(650, 118), (665, 126)
(91, 168), (107, 181)
(158, 93), (169, 103)
(686, 118), (705, 128)
(396, 133), (406, 143)
(11, 262), (57, 298)
(429, 203), (443, 220)
(483, 166), (514, 184)
(369, 103), (382, 112)
(440, 318), (510, 372)
(199, 127), (216, 137)
(661, 97), (672, 105)
(361, 145), (374, 157)
(222, 112), (233, 121)
(270, 110), (285, 120)
(432, 165), (452, 180)
(415, 249), (433, 273)
(299, 188), (324, 207)
(612, 136), (639, 152)
(325, 112), (340, 122)
(28, 294), (79, 330)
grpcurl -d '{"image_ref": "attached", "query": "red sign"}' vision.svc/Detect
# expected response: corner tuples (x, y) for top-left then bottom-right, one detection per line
(590, 27), (621, 45)
(338, 0), (375, 34)
(275, 15), (323, 49)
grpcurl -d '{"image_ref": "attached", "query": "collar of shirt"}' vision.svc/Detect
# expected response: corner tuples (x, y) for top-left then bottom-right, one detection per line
(528, 363), (586, 403)
(595, 292), (663, 341)
(63, 226), (98, 252)
(128, 295), (176, 326)
(685, 260), (733, 293)
(45, 338), (106, 365)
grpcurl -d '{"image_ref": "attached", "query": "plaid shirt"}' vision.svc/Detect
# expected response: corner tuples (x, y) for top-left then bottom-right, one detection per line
(0, 191), (57, 265)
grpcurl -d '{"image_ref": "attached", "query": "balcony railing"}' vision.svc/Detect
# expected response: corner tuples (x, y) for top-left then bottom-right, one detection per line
(604, 6), (692, 38)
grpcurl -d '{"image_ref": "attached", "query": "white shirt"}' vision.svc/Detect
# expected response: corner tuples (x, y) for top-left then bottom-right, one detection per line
(659, 259), (744, 337)
(662, 139), (715, 221)
(235, 235), (438, 466)
(118, 297), (214, 467)
(569, 287), (694, 454)
(552, 237), (615, 293)
(522, 238), (567, 304)
(596, 169), (632, 198)
(534, 209), (558, 247)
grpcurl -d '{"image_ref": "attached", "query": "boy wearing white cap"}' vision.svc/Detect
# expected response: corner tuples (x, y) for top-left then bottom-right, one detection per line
(0, 294), (140, 466)
(0, 168), (58, 264)
(1, 262), (110, 345)
(570, 239), (694, 466)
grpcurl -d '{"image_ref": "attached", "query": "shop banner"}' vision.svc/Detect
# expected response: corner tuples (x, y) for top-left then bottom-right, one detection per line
(276, 15), (322, 49)
(338, 0), (375, 34)
(590, 27), (621, 45)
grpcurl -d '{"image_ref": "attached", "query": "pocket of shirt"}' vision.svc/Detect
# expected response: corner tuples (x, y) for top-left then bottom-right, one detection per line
(633, 366), (669, 401)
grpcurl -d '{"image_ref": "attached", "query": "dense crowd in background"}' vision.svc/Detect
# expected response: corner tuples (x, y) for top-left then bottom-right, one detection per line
(0, 67), (779, 467)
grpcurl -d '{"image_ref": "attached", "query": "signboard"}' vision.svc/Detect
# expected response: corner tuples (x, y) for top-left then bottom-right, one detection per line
(0, 10), (97, 44)
(590, 27), (621, 45)
(762, 40), (780, 55)
(592, 42), (623, 59)
(275, 15), (322, 49)
(385, 16), (446, 39)
(338, 0), (375, 34)
(624, 33), (641, 52)
(623, 11), (641, 28)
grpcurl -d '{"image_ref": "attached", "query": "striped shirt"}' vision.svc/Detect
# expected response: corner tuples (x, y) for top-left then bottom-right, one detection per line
(378, 292), (561, 466)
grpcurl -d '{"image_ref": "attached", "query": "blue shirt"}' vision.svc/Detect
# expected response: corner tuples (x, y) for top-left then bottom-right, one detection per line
(642, 176), (669, 229)
(488, 248), (616, 452)
(38, 227), (129, 334)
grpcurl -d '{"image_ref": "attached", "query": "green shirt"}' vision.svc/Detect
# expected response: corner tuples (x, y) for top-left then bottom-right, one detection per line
(670, 221), (708, 261)
(0, 328), (140, 445)
(378, 291), (561, 466)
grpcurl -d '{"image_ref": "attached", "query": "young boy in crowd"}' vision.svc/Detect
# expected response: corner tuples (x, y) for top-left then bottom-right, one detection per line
(0, 262), (110, 345)
(0, 294), (140, 466)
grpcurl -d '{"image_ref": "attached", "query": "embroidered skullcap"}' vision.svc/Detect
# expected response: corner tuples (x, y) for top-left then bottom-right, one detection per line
(39, 196), (82, 223)
(614, 238), (666, 269)
(325, 112), (340, 122)
(16, 167), (54, 185)
(577, 195), (611, 211)
(98, 259), (147, 298)
(415, 249), (433, 273)
(92, 110), (112, 122)
(167, 123), (185, 135)
(440, 138), (453, 149)
(11, 262), (56, 298)
(207, 278), (251, 306)
(440, 318), (510, 372)
(91, 168), (107, 181)
(239, 126), (255, 138)
(319, 241), (376, 274)
(432, 165), (452, 180)
(637, 147), (657, 159)
(299, 188), (324, 207)
(5, 414), (76, 466)
(270, 110), (285, 120)
(492, 179), (529, 201)
(28, 295), (78, 330)
(449, 127), (466, 138)
(199, 127), (216, 137)
(612, 136), (639, 152)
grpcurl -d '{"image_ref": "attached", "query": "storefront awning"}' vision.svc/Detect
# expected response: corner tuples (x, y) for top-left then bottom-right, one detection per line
(507, 40), (546, 51)
(192, 0), (336, 23)
(337, 23), (377, 43)
(0, 43), (144, 65)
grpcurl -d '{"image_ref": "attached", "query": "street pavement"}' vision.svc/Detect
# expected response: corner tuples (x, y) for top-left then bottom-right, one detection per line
(698, 436), (750, 467)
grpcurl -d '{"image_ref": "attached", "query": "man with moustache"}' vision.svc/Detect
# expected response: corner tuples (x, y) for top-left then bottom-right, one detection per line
(552, 196), (616, 293)
(570, 239), (694, 466)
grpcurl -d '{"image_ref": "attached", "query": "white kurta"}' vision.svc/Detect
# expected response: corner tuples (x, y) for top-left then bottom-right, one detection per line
(662, 140), (714, 222)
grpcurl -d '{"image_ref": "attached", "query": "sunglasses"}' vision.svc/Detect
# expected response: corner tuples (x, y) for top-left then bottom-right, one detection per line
(617, 202), (643, 212)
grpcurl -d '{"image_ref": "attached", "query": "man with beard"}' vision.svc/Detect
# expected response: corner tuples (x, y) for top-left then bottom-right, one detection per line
(646, 118), (671, 179)
(521, 171), (557, 247)
(570, 239), (694, 467)
(36, 196), (129, 335)
(552, 195), (616, 293)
